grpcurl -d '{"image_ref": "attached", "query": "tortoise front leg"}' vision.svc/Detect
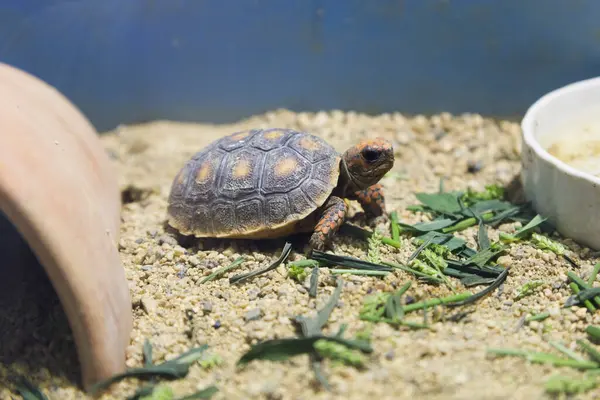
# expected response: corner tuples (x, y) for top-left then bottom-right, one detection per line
(354, 183), (386, 220)
(308, 196), (348, 252)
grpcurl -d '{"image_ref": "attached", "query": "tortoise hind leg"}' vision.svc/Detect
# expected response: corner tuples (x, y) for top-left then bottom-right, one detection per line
(308, 196), (348, 252)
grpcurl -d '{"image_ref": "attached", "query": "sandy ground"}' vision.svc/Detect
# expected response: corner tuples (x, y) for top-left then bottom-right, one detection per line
(3, 109), (600, 399)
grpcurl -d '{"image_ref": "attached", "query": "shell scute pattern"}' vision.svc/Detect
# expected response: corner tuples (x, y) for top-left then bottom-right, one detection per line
(219, 149), (263, 198)
(167, 128), (341, 237)
(212, 203), (236, 234)
(288, 188), (314, 215)
(235, 199), (263, 233)
(301, 180), (331, 204)
(288, 133), (331, 163)
(184, 151), (223, 204)
(191, 205), (212, 235)
(265, 195), (290, 226)
(250, 128), (294, 151)
(262, 147), (311, 194)
(311, 158), (339, 184)
(217, 129), (259, 151)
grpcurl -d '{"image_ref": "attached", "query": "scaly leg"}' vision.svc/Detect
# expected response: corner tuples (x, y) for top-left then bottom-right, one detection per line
(308, 196), (348, 252)
(354, 183), (386, 220)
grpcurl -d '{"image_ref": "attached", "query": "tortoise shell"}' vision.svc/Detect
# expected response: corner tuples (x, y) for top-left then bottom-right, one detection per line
(167, 128), (341, 238)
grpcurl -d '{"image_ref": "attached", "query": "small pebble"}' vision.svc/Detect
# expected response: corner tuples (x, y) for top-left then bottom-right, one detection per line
(467, 160), (483, 173)
(188, 256), (200, 267)
(434, 130), (448, 141)
(141, 296), (157, 315)
(552, 281), (563, 289)
(213, 320), (221, 329)
(158, 234), (178, 246)
(549, 307), (561, 317)
(245, 308), (263, 322)
(247, 288), (260, 300)
(202, 302), (213, 314)
(575, 307), (588, 319)
(496, 256), (513, 268)
(528, 321), (540, 330)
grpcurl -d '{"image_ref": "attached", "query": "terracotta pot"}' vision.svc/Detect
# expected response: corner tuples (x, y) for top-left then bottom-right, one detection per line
(0, 63), (132, 390)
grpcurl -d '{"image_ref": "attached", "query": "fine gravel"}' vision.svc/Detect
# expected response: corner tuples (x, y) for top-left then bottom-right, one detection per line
(2, 109), (600, 400)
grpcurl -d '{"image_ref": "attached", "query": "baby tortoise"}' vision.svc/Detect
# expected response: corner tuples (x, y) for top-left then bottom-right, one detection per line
(167, 128), (394, 251)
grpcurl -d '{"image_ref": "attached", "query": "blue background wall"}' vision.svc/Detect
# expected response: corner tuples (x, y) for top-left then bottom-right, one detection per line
(1, 0), (599, 133)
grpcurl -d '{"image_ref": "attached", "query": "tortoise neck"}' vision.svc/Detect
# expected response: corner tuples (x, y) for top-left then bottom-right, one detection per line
(337, 158), (363, 197)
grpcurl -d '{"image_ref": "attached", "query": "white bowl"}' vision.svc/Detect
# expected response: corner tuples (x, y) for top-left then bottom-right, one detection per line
(521, 76), (600, 250)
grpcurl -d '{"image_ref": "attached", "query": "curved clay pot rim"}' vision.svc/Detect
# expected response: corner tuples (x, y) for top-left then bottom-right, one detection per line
(521, 76), (600, 185)
(0, 62), (132, 392)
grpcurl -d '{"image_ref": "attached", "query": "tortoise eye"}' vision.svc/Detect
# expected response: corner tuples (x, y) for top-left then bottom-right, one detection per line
(361, 147), (381, 163)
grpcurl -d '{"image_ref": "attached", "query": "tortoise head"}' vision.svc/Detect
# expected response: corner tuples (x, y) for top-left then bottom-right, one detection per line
(340, 137), (394, 193)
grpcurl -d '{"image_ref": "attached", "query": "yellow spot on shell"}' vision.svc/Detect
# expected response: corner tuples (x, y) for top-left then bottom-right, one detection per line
(233, 159), (252, 178)
(275, 157), (297, 177)
(230, 131), (249, 141)
(196, 162), (211, 182)
(176, 169), (186, 184)
(263, 130), (284, 139)
(298, 136), (320, 151)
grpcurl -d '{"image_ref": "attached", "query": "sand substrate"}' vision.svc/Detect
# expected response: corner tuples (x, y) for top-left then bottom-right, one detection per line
(3, 109), (600, 400)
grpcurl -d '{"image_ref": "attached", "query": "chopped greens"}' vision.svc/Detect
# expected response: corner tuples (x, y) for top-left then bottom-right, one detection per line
(402, 185), (529, 238)
(200, 256), (245, 284)
(414, 231), (467, 253)
(117, 181), (584, 398)
(545, 374), (600, 395)
(499, 214), (547, 243)
(531, 233), (567, 255)
(488, 322), (600, 395)
(310, 250), (393, 272)
(587, 325), (600, 343)
(135, 384), (218, 400)
(477, 219), (491, 251)
(138, 384), (173, 400)
(460, 184), (505, 206)
(390, 211), (401, 241)
(565, 271), (600, 311)
(237, 278), (372, 389)
(414, 192), (463, 216)
(230, 242), (292, 284)
(366, 230), (383, 263)
(487, 347), (599, 369)
(198, 354), (223, 370)
(90, 343), (213, 396)
(514, 280), (545, 301)
(526, 312), (550, 323)
(339, 223), (402, 249)
(288, 264), (309, 282)
(359, 280), (472, 328)
(309, 266), (319, 297)
(569, 282), (597, 313)
(237, 335), (370, 365)
(313, 339), (367, 368)
(589, 263), (600, 286)
(13, 376), (48, 400)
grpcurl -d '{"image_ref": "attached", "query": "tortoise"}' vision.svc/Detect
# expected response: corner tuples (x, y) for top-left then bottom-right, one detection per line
(166, 128), (394, 251)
